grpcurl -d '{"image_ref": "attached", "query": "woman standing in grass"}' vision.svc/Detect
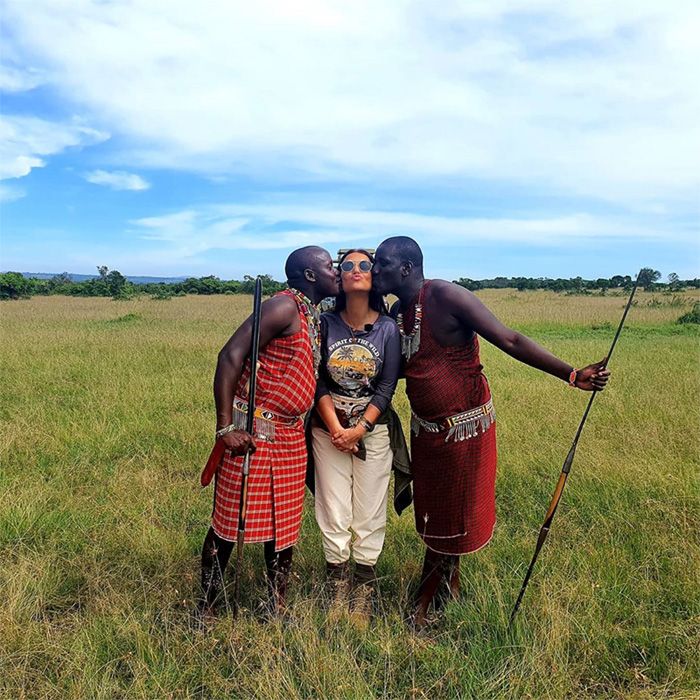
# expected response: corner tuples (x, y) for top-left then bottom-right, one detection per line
(311, 249), (401, 627)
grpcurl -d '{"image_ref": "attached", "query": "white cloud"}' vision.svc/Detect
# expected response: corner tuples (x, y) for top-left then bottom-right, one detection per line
(0, 115), (108, 180)
(128, 202), (690, 265)
(6, 199), (694, 279)
(1, 1), (698, 208)
(0, 43), (45, 92)
(130, 208), (348, 257)
(84, 169), (150, 191)
(0, 64), (44, 92)
(0, 184), (26, 203)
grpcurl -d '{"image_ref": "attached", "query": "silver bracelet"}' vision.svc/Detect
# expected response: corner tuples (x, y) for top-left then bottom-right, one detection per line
(358, 417), (374, 432)
(215, 423), (238, 440)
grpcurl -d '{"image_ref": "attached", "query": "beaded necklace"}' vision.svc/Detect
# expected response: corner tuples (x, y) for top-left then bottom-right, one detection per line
(396, 282), (425, 361)
(289, 287), (321, 377)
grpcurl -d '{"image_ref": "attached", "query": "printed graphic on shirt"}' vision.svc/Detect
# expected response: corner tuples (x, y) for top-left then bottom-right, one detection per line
(327, 338), (380, 397)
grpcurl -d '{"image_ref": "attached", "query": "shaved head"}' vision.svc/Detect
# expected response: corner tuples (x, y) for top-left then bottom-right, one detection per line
(284, 245), (339, 302)
(379, 236), (423, 269)
(285, 246), (328, 280)
(372, 236), (425, 296)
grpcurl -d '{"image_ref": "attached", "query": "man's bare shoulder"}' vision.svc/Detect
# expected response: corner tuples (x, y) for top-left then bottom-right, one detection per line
(429, 279), (474, 306)
(263, 294), (297, 309)
(261, 293), (299, 334)
(264, 292), (296, 313)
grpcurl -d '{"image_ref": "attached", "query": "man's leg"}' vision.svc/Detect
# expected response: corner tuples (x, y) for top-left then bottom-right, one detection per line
(264, 540), (293, 616)
(200, 526), (235, 613)
(434, 554), (461, 612)
(412, 548), (460, 629)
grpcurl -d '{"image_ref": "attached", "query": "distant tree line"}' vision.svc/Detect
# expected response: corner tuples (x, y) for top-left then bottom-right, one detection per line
(1, 266), (698, 301)
(0, 268), (286, 300)
(454, 268), (699, 294)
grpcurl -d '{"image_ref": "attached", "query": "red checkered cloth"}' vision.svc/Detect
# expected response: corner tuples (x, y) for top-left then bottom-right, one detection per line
(403, 280), (498, 555)
(211, 290), (317, 552)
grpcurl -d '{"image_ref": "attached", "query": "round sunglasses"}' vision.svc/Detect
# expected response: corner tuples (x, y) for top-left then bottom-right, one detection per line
(339, 259), (373, 273)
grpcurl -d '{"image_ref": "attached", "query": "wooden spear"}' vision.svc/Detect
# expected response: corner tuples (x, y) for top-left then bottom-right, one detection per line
(509, 271), (641, 625)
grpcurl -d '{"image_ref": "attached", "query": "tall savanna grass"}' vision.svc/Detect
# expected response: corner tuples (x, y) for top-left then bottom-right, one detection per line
(1, 290), (698, 699)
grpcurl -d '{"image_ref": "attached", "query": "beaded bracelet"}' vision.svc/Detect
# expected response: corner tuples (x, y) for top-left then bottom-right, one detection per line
(215, 423), (237, 439)
(568, 369), (579, 387)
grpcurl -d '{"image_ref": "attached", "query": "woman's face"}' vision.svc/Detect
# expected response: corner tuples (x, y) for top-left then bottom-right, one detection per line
(340, 252), (373, 294)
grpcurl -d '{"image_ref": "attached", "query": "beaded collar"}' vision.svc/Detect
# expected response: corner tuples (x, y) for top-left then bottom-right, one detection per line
(288, 287), (321, 377)
(396, 282), (425, 361)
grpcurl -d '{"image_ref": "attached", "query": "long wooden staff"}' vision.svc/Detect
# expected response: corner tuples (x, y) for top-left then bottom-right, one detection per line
(200, 277), (264, 487)
(232, 276), (263, 617)
(509, 272), (641, 626)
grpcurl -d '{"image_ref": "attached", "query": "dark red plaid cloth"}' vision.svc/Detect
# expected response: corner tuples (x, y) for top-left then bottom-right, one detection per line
(212, 290), (316, 552)
(403, 280), (498, 555)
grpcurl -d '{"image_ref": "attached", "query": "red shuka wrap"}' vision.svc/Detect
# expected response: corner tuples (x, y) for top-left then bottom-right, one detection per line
(211, 290), (316, 552)
(403, 281), (497, 555)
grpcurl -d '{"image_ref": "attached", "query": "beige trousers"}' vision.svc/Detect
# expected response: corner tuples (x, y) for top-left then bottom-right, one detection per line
(312, 424), (393, 566)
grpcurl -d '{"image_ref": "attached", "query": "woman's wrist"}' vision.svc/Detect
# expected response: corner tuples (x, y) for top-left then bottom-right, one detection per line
(326, 418), (343, 433)
(358, 416), (374, 432)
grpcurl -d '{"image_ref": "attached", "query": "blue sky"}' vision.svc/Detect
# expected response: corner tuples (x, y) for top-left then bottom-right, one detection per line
(1, 1), (698, 281)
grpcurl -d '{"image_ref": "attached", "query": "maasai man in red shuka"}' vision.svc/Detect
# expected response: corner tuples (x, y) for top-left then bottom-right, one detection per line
(372, 236), (611, 629)
(198, 246), (339, 619)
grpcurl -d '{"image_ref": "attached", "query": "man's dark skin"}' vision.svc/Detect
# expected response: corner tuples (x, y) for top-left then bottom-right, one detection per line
(213, 246), (340, 454)
(372, 239), (609, 389)
(372, 236), (610, 626)
(199, 246), (339, 620)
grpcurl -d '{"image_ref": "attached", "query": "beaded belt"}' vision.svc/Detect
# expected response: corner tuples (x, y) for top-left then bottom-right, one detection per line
(232, 397), (301, 443)
(411, 398), (495, 443)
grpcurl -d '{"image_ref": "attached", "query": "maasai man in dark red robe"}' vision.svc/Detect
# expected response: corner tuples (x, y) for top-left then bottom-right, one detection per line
(372, 237), (611, 629)
(199, 246), (339, 619)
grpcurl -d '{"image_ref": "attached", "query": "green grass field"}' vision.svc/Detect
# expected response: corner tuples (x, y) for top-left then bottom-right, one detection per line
(1, 290), (699, 699)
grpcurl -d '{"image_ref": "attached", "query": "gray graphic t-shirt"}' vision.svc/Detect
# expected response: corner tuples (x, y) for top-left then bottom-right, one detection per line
(315, 311), (401, 427)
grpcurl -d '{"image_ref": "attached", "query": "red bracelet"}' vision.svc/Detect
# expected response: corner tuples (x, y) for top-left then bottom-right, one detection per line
(568, 369), (578, 387)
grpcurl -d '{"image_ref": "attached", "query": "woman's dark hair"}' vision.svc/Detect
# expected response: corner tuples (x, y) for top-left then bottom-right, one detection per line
(334, 248), (387, 314)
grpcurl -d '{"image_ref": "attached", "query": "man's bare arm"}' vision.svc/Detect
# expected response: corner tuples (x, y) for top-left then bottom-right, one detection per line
(214, 295), (299, 452)
(438, 282), (609, 391)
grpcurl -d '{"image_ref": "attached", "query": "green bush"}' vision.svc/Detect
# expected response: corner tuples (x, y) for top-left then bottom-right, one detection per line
(111, 287), (136, 301)
(150, 286), (172, 301)
(677, 302), (700, 324)
(0, 272), (32, 300)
